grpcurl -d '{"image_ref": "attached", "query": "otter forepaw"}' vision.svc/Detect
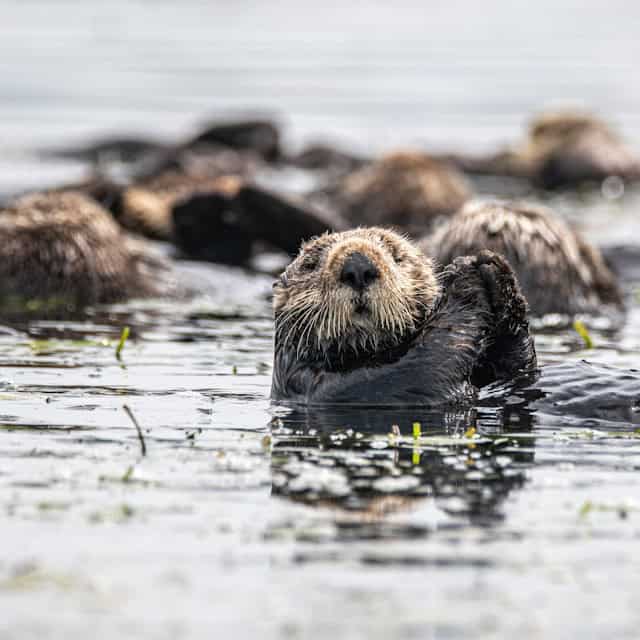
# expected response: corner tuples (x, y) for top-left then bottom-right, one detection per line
(475, 250), (529, 328)
(469, 251), (537, 386)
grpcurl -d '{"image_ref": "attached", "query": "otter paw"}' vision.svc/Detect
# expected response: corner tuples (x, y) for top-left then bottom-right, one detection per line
(475, 250), (529, 327)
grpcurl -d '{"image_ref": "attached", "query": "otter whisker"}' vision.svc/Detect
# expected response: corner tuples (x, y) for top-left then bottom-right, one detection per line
(300, 307), (323, 357)
(286, 305), (320, 357)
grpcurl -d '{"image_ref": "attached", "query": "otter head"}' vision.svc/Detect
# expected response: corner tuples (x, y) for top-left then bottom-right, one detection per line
(273, 227), (440, 365)
(528, 111), (607, 145)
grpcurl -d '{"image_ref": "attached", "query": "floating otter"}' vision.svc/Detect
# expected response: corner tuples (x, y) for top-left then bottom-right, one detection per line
(288, 143), (369, 175)
(172, 184), (339, 265)
(54, 148), (256, 243)
(54, 134), (262, 242)
(0, 191), (171, 310)
(271, 228), (536, 405)
(186, 119), (282, 161)
(443, 110), (640, 189)
(425, 200), (624, 318)
(331, 151), (472, 233)
(117, 170), (246, 240)
(40, 118), (281, 167)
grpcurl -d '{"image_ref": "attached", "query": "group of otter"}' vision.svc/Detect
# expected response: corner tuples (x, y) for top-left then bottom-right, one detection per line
(2, 109), (639, 408)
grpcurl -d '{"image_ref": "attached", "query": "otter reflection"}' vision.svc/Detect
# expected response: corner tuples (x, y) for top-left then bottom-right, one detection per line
(270, 405), (535, 532)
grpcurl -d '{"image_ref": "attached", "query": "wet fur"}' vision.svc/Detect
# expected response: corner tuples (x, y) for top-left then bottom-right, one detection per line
(273, 228), (438, 368)
(120, 172), (242, 240)
(272, 228), (536, 406)
(427, 199), (624, 317)
(0, 191), (172, 306)
(442, 111), (640, 188)
(336, 151), (471, 231)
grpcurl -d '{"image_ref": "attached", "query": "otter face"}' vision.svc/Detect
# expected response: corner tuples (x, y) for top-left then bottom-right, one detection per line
(273, 227), (440, 362)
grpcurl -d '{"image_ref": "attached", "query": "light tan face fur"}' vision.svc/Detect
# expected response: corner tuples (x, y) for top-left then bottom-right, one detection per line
(273, 227), (439, 359)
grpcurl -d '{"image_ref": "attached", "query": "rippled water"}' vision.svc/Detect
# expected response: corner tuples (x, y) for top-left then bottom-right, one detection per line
(1, 2), (640, 639)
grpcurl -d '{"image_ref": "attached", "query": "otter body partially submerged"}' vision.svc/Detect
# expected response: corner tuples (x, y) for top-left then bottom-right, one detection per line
(118, 169), (246, 240)
(0, 191), (171, 310)
(333, 151), (472, 233)
(272, 228), (536, 406)
(426, 200), (624, 318)
(444, 110), (640, 189)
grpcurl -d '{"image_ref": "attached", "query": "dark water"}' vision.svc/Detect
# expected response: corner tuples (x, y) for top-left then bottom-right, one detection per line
(1, 2), (640, 638)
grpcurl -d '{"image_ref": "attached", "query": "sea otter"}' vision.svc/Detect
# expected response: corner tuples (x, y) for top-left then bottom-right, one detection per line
(288, 143), (369, 175)
(330, 151), (472, 233)
(425, 200), (624, 318)
(0, 191), (171, 310)
(186, 119), (282, 161)
(56, 145), (257, 242)
(271, 227), (536, 405)
(442, 110), (640, 189)
(118, 170), (245, 240)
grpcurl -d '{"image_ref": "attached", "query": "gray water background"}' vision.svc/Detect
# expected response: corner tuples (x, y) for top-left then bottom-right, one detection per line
(1, 1), (640, 638)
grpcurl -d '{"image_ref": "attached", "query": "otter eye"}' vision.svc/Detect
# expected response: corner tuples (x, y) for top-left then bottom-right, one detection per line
(393, 254), (404, 264)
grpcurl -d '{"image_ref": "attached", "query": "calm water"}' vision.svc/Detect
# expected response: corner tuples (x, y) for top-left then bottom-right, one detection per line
(1, 2), (640, 639)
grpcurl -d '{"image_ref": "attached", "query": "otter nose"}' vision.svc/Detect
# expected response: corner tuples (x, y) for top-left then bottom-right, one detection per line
(340, 252), (379, 291)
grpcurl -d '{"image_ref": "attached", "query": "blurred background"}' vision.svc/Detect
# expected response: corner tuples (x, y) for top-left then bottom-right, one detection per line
(2, 0), (640, 194)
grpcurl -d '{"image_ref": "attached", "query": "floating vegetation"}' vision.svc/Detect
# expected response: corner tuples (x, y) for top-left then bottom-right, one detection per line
(0, 294), (75, 315)
(27, 338), (112, 355)
(37, 501), (71, 512)
(88, 504), (136, 524)
(115, 326), (130, 361)
(123, 404), (147, 457)
(578, 499), (636, 519)
(553, 428), (640, 441)
(573, 319), (594, 349)
(272, 421), (531, 525)
(0, 565), (81, 592)
(121, 465), (135, 482)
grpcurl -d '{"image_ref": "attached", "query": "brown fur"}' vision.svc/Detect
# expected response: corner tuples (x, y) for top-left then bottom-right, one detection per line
(337, 151), (472, 232)
(0, 191), (172, 307)
(426, 199), (624, 317)
(274, 227), (439, 361)
(521, 111), (638, 175)
(445, 110), (640, 188)
(120, 172), (243, 239)
(273, 235), (537, 404)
